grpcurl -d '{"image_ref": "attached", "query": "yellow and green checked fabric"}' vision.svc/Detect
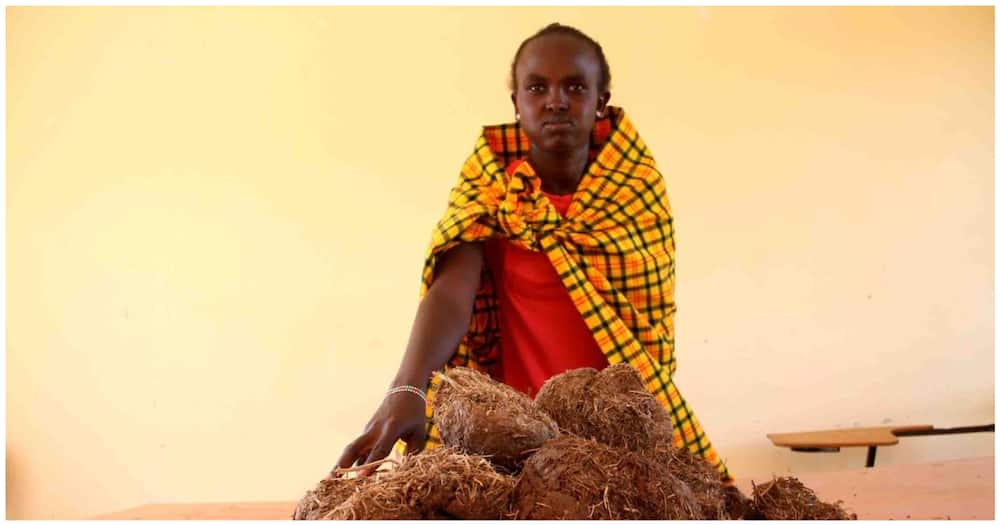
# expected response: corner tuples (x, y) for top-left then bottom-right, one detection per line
(412, 106), (730, 480)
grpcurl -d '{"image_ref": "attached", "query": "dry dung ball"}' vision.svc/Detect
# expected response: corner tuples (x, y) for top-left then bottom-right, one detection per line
(648, 441), (762, 520)
(323, 481), (421, 520)
(433, 366), (558, 472)
(511, 433), (701, 520)
(647, 441), (730, 519)
(722, 484), (761, 520)
(535, 363), (672, 453)
(327, 446), (515, 520)
(752, 476), (857, 520)
(292, 476), (369, 520)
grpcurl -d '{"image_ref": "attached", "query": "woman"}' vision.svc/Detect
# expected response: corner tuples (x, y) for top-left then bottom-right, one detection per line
(335, 23), (731, 481)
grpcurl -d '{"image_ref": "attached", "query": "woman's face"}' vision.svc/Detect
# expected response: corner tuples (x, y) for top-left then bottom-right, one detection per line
(512, 33), (610, 156)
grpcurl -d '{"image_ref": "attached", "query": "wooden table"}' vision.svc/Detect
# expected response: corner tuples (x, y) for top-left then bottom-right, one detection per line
(768, 424), (994, 467)
(94, 456), (994, 520)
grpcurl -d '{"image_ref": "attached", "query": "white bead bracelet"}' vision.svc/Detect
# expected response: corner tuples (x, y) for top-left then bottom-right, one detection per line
(386, 385), (427, 404)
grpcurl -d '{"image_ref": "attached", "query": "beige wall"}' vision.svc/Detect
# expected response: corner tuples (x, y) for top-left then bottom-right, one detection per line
(7, 6), (993, 519)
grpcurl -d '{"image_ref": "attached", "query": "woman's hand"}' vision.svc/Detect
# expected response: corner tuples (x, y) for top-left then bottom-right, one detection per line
(331, 242), (484, 478)
(333, 390), (427, 477)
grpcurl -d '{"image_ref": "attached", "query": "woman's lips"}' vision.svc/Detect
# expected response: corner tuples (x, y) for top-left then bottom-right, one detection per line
(543, 121), (573, 130)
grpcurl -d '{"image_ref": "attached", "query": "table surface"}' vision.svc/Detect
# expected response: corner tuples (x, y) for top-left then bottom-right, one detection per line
(767, 424), (935, 448)
(93, 455), (994, 520)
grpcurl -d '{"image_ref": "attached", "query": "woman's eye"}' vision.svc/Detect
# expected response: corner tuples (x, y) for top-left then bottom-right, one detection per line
(569, 83), (585, 92)
(527, 85), (544, 93)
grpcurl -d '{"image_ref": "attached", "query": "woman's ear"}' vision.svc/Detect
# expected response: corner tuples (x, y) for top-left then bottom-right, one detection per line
(510, 92), (519, 120)
(597, 91), (611, 117)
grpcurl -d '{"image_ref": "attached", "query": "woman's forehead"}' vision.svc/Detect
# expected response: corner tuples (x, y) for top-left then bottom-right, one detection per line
(516, 34), (601, 80)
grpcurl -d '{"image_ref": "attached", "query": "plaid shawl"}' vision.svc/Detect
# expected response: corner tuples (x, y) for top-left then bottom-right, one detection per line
(415, 106), (730, 479)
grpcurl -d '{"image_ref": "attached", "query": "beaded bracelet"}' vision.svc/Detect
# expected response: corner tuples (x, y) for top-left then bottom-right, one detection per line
(386, 385), (427, 404)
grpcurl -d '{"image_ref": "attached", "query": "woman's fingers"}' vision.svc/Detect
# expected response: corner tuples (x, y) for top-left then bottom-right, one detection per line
(359, 434), (397, 476)
(333, 433), (373, 477)
(404, 425), (427, 456)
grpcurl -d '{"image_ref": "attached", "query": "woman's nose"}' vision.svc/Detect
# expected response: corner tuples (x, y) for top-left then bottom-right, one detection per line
(544, 89), (569, 111)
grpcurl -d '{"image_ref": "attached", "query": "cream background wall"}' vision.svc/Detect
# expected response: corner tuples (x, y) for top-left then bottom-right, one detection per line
(7, 6), (993, 518)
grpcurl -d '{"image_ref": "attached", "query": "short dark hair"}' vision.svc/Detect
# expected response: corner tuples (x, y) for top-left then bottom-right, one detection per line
(509, 23), (612, 93)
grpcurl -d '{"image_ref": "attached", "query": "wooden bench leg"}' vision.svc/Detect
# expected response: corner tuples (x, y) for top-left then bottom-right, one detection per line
(866, 446), (877, 467)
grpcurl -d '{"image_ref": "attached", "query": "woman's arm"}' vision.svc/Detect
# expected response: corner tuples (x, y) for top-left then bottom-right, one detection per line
(333, 241), (485, 475)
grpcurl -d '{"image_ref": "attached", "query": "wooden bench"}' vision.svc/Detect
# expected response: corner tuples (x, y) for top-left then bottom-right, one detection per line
(768, 424), (994, 467)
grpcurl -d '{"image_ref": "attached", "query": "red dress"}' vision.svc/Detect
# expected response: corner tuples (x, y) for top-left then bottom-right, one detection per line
(484, 160), (608, 397)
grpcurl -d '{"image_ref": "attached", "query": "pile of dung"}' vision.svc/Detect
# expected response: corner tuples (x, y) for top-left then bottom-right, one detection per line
(299, 365), (859, 521)
(292, 476), (369, 520)
(510, 433), (700, 520)
(649, 441), (731, 519)
(722, 484), (761, 520)
(534, 363), (672, 453)
(433, 366), (558, 472)
(324, 447), (515, 520)
(752, 477), (857, 520)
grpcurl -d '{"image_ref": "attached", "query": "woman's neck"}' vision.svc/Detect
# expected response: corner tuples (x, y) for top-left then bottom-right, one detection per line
(528, 146), (590, 195)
